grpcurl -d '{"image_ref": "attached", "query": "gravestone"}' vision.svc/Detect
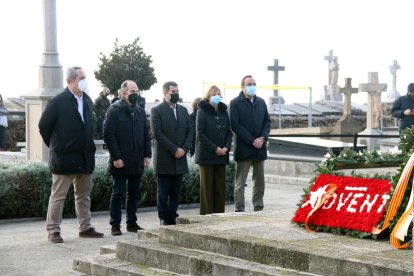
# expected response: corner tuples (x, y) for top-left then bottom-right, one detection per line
(268, 137), (366, 158)
(23, 0), (63, 162)
(331, 78), (364, 142)
(359, 72), (387, 150)
(386, 60), (401, 102)
(339, 78), (358, 120)
(267, 59), (285, 104)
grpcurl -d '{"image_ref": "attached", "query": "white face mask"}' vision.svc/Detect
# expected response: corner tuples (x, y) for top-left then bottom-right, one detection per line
(78, 79), (89, 94)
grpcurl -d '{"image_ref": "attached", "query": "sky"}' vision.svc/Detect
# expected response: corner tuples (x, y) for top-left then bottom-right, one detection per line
(0, 0), (412, 105)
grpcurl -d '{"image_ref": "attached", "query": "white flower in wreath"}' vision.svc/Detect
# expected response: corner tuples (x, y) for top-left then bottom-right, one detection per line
(388, 146), (402, 156)
(323, 152), (331, 158)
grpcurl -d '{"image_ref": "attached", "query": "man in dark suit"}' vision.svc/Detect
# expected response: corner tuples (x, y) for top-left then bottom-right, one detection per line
(104, 80), (151, 236)
(150, 81), (193, 225)
(39, 66), (104, 243)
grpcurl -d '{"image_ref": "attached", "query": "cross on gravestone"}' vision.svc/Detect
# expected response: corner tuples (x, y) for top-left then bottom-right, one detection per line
(359, 72), (387, 129)
(388, 60), (401, 101)
(267, 59), (285, 96)
(339, 78), (358, 120)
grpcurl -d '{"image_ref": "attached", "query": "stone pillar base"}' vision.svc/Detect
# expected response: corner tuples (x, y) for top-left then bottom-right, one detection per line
(23, 88), (62, 162)
(358, 128), (383, 151)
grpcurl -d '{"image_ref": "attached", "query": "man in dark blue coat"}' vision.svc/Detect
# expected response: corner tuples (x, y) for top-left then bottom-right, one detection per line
(39, 66), (104, 243)
(104, 80), (151, 236)
(229, 75), (271, 212)
(150, 81), (193, 225)
(391, 83), (414, 134)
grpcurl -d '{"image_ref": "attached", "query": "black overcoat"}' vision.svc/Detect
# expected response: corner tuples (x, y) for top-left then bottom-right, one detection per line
(195, 100), (232, 165)
(104, 99), (152, 175)
(391, 95), (414, 131)
(38, 88), (96, 174)
(229, 91), (271, 161)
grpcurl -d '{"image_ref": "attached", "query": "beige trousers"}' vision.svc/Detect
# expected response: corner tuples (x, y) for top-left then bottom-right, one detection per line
(46, 174), (93, 234)
(234, 160), (265, 212)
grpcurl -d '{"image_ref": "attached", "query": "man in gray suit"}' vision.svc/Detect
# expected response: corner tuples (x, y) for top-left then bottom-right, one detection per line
(150, 81), (193, 225)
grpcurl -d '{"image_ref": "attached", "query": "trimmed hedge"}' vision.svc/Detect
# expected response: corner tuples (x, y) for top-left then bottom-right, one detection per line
(0, 160), (235, 220)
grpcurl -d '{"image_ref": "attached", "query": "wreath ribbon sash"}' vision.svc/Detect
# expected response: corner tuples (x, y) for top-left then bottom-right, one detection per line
(390, 191), (413, 249)
(371, 152), (414, 249)
(305, 183), (337, 232)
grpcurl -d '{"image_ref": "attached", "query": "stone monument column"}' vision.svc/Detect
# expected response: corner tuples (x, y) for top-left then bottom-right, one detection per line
(23, 0), (63, 162)
(358, 72), (387, 150)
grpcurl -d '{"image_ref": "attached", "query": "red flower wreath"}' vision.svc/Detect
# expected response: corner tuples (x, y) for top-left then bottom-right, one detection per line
(292, 174), (392, 233)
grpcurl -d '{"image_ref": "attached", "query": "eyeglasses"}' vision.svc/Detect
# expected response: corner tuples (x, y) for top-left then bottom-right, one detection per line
(245, 83), (256, 86)
(170, 90), (179, 93)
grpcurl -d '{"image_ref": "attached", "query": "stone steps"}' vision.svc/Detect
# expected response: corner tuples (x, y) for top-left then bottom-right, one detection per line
(116, 239), (316, 275)
(73, 213), (413, 275)
(73, 253), (182, 276)
(74, 230), (318, 275)
(74, 240), (316, 275)
(156, 213), (412, 276)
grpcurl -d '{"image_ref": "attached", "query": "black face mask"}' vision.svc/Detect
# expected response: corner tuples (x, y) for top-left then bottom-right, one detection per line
(128, 93), (138, 105)
(170, 93), (180, 104)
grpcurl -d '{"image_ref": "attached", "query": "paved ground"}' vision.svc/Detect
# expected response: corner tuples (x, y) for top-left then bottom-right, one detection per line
(0, 177), (305, 275)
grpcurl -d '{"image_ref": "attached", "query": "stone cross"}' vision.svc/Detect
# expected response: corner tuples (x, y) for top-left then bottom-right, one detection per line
(324, 50), (337, 86)
(339, 78), (358, 119)
(359, 72), (387, 129)
(267, 59), (285, 96)
(387, 60), (401, 100)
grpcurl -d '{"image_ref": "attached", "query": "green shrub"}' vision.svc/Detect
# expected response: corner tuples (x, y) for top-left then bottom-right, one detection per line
(0, 160), (235, 220)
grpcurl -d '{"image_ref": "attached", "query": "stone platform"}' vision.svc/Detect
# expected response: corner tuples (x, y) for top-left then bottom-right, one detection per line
(73, 210), (412, 275)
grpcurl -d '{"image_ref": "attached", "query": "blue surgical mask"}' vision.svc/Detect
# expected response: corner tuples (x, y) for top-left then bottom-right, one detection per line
(210, 95), (222, 105)
(245, 86), (256, 96)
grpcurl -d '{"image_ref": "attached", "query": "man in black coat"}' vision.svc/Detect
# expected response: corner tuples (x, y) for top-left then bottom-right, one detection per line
(150, 81), (193, 225)
(93, 87), (110, 139)
(104, 80), (151, 236)
(39, 66), (104, 243)
(229, 75), (271, 212)
(391, 83), (414, 134)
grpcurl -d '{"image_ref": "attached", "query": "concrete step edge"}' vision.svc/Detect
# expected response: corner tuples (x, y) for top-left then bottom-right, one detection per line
(116, 239), (318, 276)
(73, 253), (182, 276)
(137, 229), (159, 240)
(247, 173), (310, 185)
(100, 244), (116, 255)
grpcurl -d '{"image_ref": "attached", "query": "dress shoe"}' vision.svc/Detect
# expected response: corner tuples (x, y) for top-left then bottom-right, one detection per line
(126, 223), (144, 233)
(79, 227), (104, 238)
(111, 224), (122, 236)
(48, 232), (63, 243)
(160, 219), (169, 226)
